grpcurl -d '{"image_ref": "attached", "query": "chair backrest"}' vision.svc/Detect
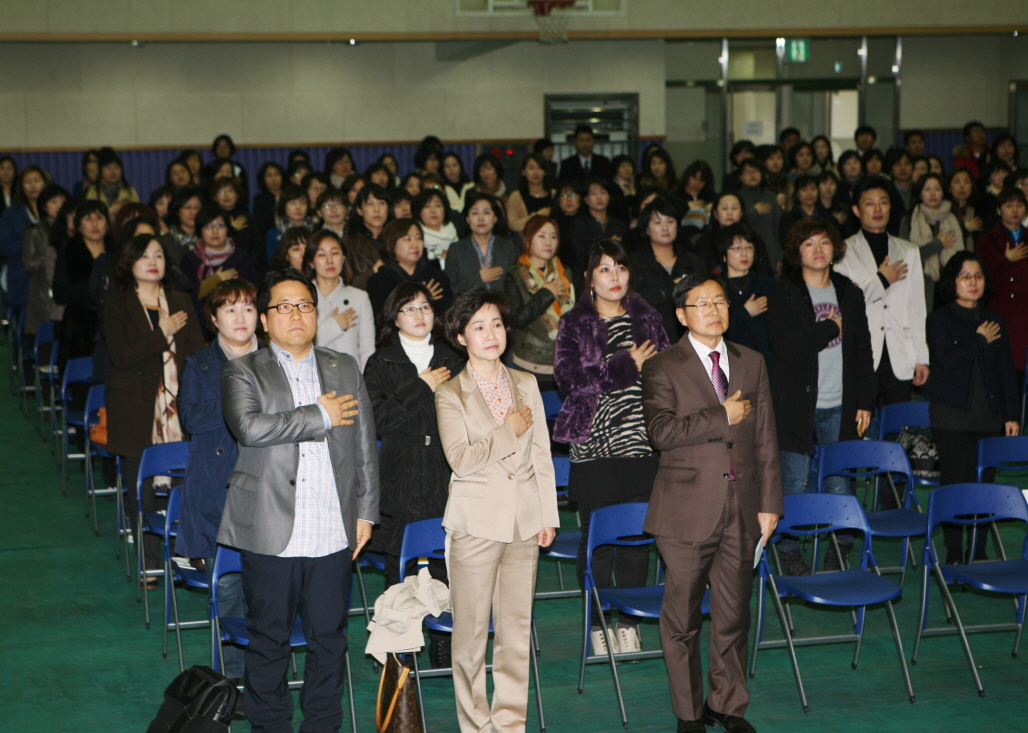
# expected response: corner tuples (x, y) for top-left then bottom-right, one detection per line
(877, 401), (930, 440)
(398, 517), (447, 573)
(584, 502), (653, 573)
(137, 441), (191, 503)
(541, 390), (563, 421)
(85, 384), (105, 421)
(211, 546), (243, 617)
(779, 493), (874, 570)
(34, 321), (55, 353)
(61, 356), (94, 400)
(553, 455), (570, 489)
(817, 440), (917, 507)
(976, 436), (1028, 481)
(925, 482), (1028, 534)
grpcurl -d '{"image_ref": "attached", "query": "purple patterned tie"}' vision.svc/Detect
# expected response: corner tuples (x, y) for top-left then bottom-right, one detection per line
(710, 351), (735, 479)
(709, 351), (728, 403)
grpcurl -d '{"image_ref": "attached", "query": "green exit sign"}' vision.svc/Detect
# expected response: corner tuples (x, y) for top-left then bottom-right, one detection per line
(786, 38), (810, 63)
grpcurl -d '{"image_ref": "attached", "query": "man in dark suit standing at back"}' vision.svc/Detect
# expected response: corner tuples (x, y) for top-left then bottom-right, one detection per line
(641, 273), (782, 733)
(219, 268), (380, 733)
(558, 124), (613, 185)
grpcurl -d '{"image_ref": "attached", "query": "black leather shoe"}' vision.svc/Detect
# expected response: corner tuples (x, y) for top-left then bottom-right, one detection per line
(676, 718), (706, 733)
(702, 702), (757, 733)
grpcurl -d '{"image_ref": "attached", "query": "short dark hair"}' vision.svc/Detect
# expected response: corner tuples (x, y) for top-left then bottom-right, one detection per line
(37, 183), (70, 219)
(211, 134), (236, 157)
(270, 226), (313, 273)
(115, 234), (174, 291)
(851, 175), (893, 206)
(782, 216), (845, 270)
(472, 153), (504, 189)
(584, 239), (632, 302)
(257, 268), (318, 314)
(380, 218), (421, 261)
(532, 138), (554, 154)
(673, 272), (726, 310)
(778, 127), (800, 143)
(996, 186), (1028, 210)
(377, 282), (441, 348)
(300, 171), (330, 193)
(884, 147), (912, 174)
(443, 287), (513, 357)
(194, 204), (225, 234)
(390, 188), (413, 207)
(167, 186), (203, 227)
(256, 162), (286, 194)
(937, 251), (992, 304)
(638, 196), (679, 235)
(73, 199), (111, 234)
(204, 278), (257, 330)
(414, 146), (441, 172)
(730, 140), (757, 163)
(737, 158), (766, 187)
(793, 173), (818, 193)
(904, 130), (925, 144)
(462, 191), (506, 231)
(304, 228), (352, 284)
(210, 175), (243, 202)
(855, 125), (877, 141)
(276, 184), (309, 221)
(315, 186), (345, 211)
(324, 147), (354, 176)
(412, 187), (452, 226)
(962, 120), (985, 139)
(837, 150), (863, 176)
(714, 222), (760, 260)
(861, 148), (884, 167)
(574, 124), (595, 138)
(355, 182), (390, 211)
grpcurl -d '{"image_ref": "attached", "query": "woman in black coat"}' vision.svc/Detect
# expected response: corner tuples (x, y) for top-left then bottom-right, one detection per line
(768, 216), (876, 573)
(363, 281), (464, 588)
(53, 200), (110, 364)
(629, 197), (705, 342)
(715, 222), (776, 377)
(927, 251), (1020, 564)
(366, 219), (453, 316)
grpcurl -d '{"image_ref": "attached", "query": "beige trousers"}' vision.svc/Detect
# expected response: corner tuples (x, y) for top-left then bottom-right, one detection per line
(446, 522), (539, 733)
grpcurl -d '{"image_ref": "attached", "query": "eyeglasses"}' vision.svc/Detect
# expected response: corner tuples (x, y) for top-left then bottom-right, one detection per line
(726, 245), (754, 255)
(399, 304), (434, 316)
(683, 299), (729, 314)
(267, 301), (315, 314)
(560, 193), (579, 199)
(321, 202), (344, 211)
(216, 189), (235, 197)
(957, 272), (985, 283)
(204, 222), (226, 230)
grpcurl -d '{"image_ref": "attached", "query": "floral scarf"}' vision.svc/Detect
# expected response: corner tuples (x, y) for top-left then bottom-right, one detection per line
(517, 253), (574, 339)
(139, 287), (183, 484)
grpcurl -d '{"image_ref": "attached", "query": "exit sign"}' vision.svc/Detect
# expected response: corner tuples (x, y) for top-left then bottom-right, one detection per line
(786, 38), (810, 63)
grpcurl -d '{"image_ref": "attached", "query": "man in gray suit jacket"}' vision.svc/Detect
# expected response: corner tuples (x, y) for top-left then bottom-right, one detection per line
(219, 269), (379, 733)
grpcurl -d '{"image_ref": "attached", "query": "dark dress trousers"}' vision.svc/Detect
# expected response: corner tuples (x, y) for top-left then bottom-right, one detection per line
(642, 337), (783, 722)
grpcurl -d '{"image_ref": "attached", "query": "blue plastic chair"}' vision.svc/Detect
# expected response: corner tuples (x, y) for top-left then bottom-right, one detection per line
(44, 339), (61, 449)
(878, 401), (938, 487)
(210, 547), (358, 733)
(541, 390), (563, 422)
(163, 487), (210, 671)
(13, 308), (35, 407)
(751, 493), (915, 712)
(975, 436), (1028, 560)
(818, 440), (927, 581)
(538, 455), (580, 600)
(397, 517), (546, 733)
(83, 384), (121, 537)
(911, 483), (1028, 696)
(577, 501), (677, 729)
(58, 357), (95, 497)
(136, 441), (190, 628)
(31, 322), (57, 429)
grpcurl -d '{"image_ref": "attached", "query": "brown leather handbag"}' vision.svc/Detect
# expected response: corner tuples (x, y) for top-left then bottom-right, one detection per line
(375, 653), (421, 733)
(89, 407), (108, 446)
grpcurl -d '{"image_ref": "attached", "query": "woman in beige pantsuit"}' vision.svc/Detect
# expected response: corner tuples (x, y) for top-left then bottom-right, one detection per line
(436, 287), (559, 733)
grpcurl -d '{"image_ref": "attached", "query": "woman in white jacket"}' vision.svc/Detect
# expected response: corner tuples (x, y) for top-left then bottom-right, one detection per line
(307, 229), (375, 369)
(899, 172), (964, 310)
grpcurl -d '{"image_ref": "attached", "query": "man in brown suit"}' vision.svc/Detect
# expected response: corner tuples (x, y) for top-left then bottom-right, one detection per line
(641, 273), (783, 733)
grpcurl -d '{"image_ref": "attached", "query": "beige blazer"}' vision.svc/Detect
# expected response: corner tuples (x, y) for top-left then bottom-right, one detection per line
(435, 364), (559, 543)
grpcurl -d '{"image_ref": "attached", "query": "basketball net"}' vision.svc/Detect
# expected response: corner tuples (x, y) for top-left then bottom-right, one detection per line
(529, 0), (574, 45)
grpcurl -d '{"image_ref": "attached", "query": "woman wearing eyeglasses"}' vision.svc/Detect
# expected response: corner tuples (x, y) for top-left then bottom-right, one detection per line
(927, 251), (1019, 564)
(362, 283), (463, 642)
(767, 216), (875, 574)
(180, 205), (259, 337)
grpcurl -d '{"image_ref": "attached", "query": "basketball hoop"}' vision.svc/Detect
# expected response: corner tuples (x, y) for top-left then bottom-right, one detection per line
(528, 0), (575, 45)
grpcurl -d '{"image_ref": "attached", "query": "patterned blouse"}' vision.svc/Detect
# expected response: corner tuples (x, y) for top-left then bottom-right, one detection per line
(471, 366), (514, 426)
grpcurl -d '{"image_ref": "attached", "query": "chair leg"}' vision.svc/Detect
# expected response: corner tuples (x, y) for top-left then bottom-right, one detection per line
(767, 575), (809, 712)
(345, 651), (357, 733)
(592, 587), (628, 729)
(555, 560), (565, 591)
(989, 521), (1008, 561)
(1013, 594), (1026, 658)
(912, 564), (931, 664)
(578, 585), (590, 693)
(163, 559), (172, 658)
(529, 619), (546, 733)
(884, 599), (915, 703)
(170, 569), (185, 673)
(934, 564), (985, 697)
(411, 652), (429, 733)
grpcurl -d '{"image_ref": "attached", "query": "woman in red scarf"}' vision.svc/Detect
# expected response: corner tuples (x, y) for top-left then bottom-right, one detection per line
(180, 205), (259, 338)
(502, 214), (574, 391)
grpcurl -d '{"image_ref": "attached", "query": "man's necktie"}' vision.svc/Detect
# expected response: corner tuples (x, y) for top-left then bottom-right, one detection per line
(709, 351), (728, 403)
(710, 351), (735, 479)
(583, 158), (590, 175)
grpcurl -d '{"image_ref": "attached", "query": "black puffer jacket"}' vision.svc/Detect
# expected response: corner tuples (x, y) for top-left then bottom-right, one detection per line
(362, 338), (465, 554)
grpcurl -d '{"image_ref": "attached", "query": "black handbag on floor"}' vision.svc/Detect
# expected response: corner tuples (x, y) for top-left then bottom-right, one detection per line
(147, 665), (241, 733)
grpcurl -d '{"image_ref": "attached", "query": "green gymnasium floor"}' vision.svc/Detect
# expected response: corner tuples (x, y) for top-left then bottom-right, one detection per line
(3, 346), (1027, 732)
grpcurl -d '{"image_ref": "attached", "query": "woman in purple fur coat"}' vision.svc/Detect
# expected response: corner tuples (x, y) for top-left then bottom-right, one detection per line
(553, 238), (671, 656)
